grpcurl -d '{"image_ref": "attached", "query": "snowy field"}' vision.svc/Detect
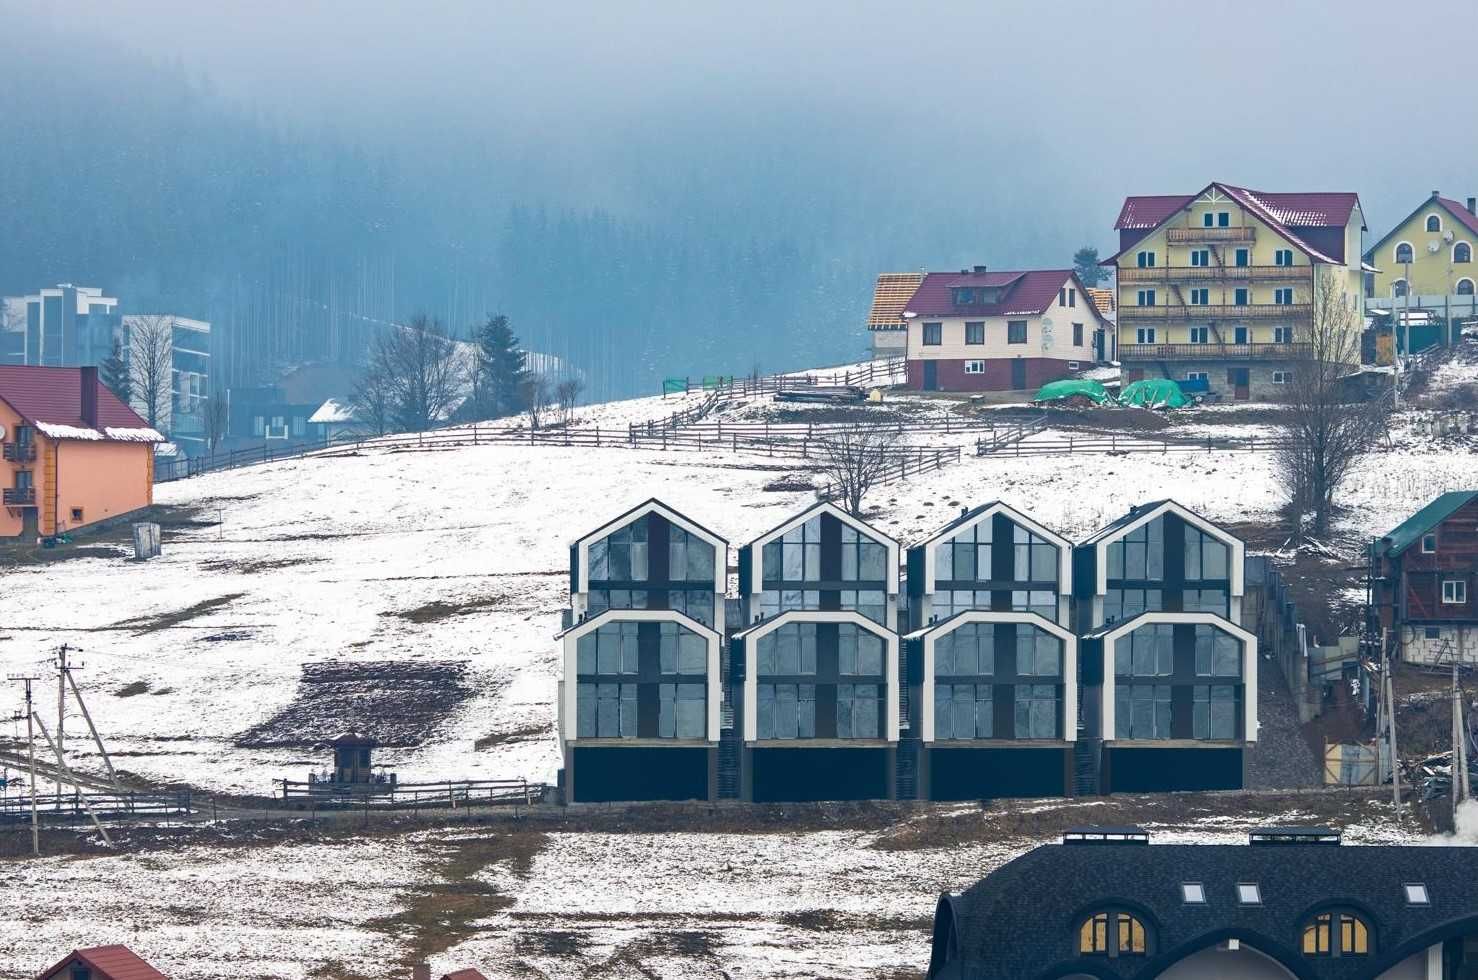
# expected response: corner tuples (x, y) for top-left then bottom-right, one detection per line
(0, 356), (1475, 796)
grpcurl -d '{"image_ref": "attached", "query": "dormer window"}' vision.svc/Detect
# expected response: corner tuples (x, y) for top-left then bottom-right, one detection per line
(953, 288), (975, 305)
(1181, 882), (1206, 904)
(1078, 910), (1150, 957)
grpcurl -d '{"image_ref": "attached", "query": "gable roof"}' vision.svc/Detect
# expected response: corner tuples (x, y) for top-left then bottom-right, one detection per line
(901, 269), (1084, 320)
(933, 840), (1478, 980)
(1377, 491), (1478, 557)
(571, 497), (727, 551)
(0, 366), (162, 443)
(743, 499), (900, 553)
(1086, 287), (1116, 317)
(1107, 182), (1363, 266)
(867, 272), (926, 331)
(441, 970), (490, 980)
(1364, 194), (1478, 259)
(39, 945), (167, 980)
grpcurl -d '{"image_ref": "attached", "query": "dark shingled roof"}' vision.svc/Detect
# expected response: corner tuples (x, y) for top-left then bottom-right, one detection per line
(928, 840), (1478, 980)
(902, 270), (1080, 319)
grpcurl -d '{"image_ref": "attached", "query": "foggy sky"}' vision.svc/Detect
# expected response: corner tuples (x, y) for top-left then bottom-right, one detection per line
(21, 0), (1477, 244)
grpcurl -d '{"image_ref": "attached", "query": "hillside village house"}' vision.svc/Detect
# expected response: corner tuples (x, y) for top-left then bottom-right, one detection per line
(1107, 182), (1367, 401)
(926, 827), (1478, 980)
(900, 268), (1109, 392)
(866, 271), (924, 359)
(0, 365), (162, 539)
(1364, 191), (1478, 316)
(37, 945), (167, 980)
(1370, 491), (1478, 666)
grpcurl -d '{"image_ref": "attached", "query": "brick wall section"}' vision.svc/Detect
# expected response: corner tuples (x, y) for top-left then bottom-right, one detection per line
(905, 357), (1075, 392)
(1124, 361), (1295, 401)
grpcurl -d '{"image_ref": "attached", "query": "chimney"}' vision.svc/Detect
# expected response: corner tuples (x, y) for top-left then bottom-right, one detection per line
(80, 365), (99, 428)
(1467, 197), (1476, 216)
(1432, 189), (1441, 199)
(973, 265), (989, 274)
(412, 963), (431, 980)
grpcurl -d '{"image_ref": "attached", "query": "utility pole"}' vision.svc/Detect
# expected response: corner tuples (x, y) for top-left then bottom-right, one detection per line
(64, 664), (120, 789)
(55, 644), (69, 808)
(8, 675), (40, 856)
(1386, 640), (1402, 819)
(1453, 663), (1471, 820)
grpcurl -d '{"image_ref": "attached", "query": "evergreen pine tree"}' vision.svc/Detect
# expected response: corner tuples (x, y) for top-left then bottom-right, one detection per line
(473, 314), (530, 418)
(100, 336), (132, 405)
(1073, 246), (1104, 286)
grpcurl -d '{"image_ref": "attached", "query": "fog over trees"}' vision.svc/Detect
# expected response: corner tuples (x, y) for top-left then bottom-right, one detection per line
(3, 1), (1475, 401)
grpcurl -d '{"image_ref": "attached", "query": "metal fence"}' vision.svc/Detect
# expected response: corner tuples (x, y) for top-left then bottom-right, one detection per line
(0, 789), (193, 826)
(277, 778), (542, 810)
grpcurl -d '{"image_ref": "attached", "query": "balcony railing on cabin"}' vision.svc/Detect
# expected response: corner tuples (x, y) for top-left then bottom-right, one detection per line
(1119, 342), (1312, 361)
(2, 442), (36, 463)
(1119, 303), (1312, 321)
(1117, 265), (1309, 284)
(3, 487), (36, 505)
(1165, 226), (1256, 243)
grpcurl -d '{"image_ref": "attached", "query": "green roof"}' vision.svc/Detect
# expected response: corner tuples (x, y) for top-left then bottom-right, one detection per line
(1380, 491), (1478, 556)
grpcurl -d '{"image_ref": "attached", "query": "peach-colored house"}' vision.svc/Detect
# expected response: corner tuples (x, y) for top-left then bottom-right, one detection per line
(0, 365), (162, 540)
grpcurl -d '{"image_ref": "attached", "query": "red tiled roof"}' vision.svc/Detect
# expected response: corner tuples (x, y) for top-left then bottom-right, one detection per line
(39, 945), (167, 980)
(1438, 197), (1478, 240)
(441, 971), (490, 980)
(1114, 195), (1195, 231)
(0, 365), (158, 441)
(902, 269), (1075, 318)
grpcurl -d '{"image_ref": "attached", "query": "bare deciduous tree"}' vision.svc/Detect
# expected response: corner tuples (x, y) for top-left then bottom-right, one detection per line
(203, 396), (229, 451)
(520, 373), (551, 430)
(555, 377), (583, 427)
(350, 353), (395, 437)
(1274, 273), (1387, 540)
(351, 315), (465, 434)
(126, 315), (174, 431)
(815, 424), (895, 517)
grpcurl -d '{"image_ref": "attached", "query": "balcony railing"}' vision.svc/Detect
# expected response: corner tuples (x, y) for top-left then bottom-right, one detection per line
(1120, 343), (1312, 361)
(1120, 303), (1312, 321)
(1166, 227), (1256, 243)
(3, 487), (36, 506)
(1117, 265), (1309, 284)
(2, 442), (36, 463)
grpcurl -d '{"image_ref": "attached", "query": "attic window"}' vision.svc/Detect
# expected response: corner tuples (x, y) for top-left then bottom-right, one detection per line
(1237, 883), (1262, 905)
(1422, 533), (1437, 553)
(1404, 883), (1429, 905)
(1182, 882), (1206, 904)
(70, 965), (90, 980)
(953, 288), (975, 305)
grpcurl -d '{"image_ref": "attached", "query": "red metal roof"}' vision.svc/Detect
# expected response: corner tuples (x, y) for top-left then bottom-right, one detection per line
(0, 365), (155, 439)
(901, 269), (1076, 318)
(1114, 195), (1195, 231)
(38, 945), (167, 980)
(1438, 197), (1478, 240)
(441, 971), (490, 980)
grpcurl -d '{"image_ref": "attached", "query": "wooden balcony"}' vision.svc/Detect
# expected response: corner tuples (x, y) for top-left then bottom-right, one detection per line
(3, 487), (35, 506)
(1166, 227), (1256, 244)
(1117, 265), (1309, 284)
(1120, 343), (1312, 361)
(2, 442), (36, 463)
(1119, 303), (1312, 321)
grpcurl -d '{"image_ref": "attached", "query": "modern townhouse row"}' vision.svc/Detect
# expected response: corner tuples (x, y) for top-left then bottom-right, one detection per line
(555, 496), (1255, 805)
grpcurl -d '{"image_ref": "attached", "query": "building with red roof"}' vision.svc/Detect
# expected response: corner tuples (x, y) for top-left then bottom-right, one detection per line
(1106, 181), (1367, 401)
(897, 266), (1111, 392)
(36, 944), (167, 980)
(0, 365), (162, 539)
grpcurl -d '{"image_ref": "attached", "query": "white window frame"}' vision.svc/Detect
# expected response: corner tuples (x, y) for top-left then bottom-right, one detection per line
(1236, 883), (1262, 906)
(1426, 214), (1443, 234)
(1404, 883), (1430, 906)
(1136, 251), (1156, 268)
(1137, 289), (1157, 307)
(1274, 249), (1295, 267)
(1442, 580), (1467, 605)
(1274, 288), (1294, 305)
(1421, 533), (1437, 554)
(1457, 277), (1476, 296)
(1189, 326), (1209, 343)
(1273, 326), (1294, 344)
(1393, 241), (1415, 265)
(1186, 371), (1208, 382)
(1067, 360), (1080, 370)
(1272, 371), (1291, 385)
(1454, 241), (1473, 264)
(1136, 327), (1157, 344)
(1189, 288), (1209, 306)
(964, 360), (985, 374)
(1190, 249), (1210, 268)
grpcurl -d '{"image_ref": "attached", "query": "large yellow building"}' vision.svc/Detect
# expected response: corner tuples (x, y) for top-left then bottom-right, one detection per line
(1364, 191), (1478, 306)
(1106, 182), (1366, 401)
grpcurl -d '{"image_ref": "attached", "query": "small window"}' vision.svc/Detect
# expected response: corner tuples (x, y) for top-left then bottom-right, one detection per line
(1422, 533), (1437, 553)
(1404, 883), (1430, 905)
(70, 965), (91, 980)
(1190, 327), (1209, 343)
(1137, 289), (1157, 306)
(1078, 911), (1149, 957)
(1395, 242), (1414, 264)
(1302, 911), (1370, 957)
(1137, 251), (1156, 268)
(1137, 327), (1157, 344)
(1186, 371), (1208, 382)
(965, 322), (985, 345)
(1275, 288), (1294, 305)
(70, 507), (83, 522)
(1073, 322), (1084, 346)
(953, 288), (974, 305)
(1456, 242), (1472, 264)
(1237, 883), (1262, 905)
(1234, 248), (1250, 267)
(1442, 580), (1467, 604)
(1190, 288), (1209, 305)
(1275, 249), (1295, 266)
(1007, 321), (1027, 344)
(251, 415), (265, 437)
(1426, 627), (1441, 640)
(964, 360), (985, 374)
(1218, 212), (1230, 227)
(1459, 279), (1475, 296)
(1203, 212), (1215, 227)
(922, 323), (942, 346)
(1274, 326), (1294, 343)
(1182, 882), (1206, 904)
(1068, 288), (1076, 307)
(1427, 215), (1442, 233)
(1393, 279), (1409, 298)
(1067, 360), (1080, 370)
(1272, 371), (1291, 385)
(1191, 249), (1210, 267)
(1234, 287), (1249, 305)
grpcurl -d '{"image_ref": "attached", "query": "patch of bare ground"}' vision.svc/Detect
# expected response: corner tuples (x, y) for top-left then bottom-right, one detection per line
(306, 964), (375, 980)
(475, 723), (552, 751)
(385, 595), (508, 623)
(199, 555), (323, 574)
(368, 831), (549, 971)
(779, 909), (933, 934)
(868, 789), (1405, 852)
(114, 680), (152, 697)
(111, 592), (245, 634)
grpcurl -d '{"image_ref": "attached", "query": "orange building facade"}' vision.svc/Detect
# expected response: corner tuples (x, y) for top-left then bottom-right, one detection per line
(0, 366), (160, 540)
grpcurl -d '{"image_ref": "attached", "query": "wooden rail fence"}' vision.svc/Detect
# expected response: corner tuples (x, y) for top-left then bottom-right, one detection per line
(277, 778), (542, 810)
(0, 789), (193, 826)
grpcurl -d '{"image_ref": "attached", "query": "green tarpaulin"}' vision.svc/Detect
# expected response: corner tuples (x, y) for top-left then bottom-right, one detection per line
(1119, 378), (1192, 409)
(1032, 378), (1111, 405)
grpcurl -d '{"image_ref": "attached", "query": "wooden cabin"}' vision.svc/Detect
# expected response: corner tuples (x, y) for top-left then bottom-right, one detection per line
(37, 945), (166, 980)
(1370, 491), (1478, 665)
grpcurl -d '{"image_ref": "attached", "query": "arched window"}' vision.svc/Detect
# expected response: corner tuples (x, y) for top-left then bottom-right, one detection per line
(1455, 242), (1472, 263)
(1393, 279), (1409, 298)
(1426, 214), (1442, 233)
(1458, 279), (1475, 296)
(1078, 911), (1149, 957)
(1302, 911), (1370, 957)
(1395, 242), (1414, 264)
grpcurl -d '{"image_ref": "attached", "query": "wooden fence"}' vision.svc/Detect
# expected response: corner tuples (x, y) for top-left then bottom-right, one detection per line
(660, 357), (907, 402)
(277, 778), (543, 810)
(0, 789), (193, 826)
(978, 432), (1292, 458)
(816, 446), (961, 501)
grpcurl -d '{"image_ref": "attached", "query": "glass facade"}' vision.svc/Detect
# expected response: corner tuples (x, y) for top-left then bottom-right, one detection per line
(757, 513), (891, 625)
(587, 513), (718, 627)
(755, 621), (888, 740)
(932, 621), (1064, 741)
(1104, 515), (1232, 622)
(931, 513), (1060, 621)
(1113, 621), (1243, 741)
(574, 620), (709, 740)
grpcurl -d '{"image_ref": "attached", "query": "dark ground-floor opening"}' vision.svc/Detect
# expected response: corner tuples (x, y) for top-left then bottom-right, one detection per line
(926, 746), (1070, 800)
(1104, 746), (1243, 793)
(749, 747), (891, 802)
(569, 745), (711, 802)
